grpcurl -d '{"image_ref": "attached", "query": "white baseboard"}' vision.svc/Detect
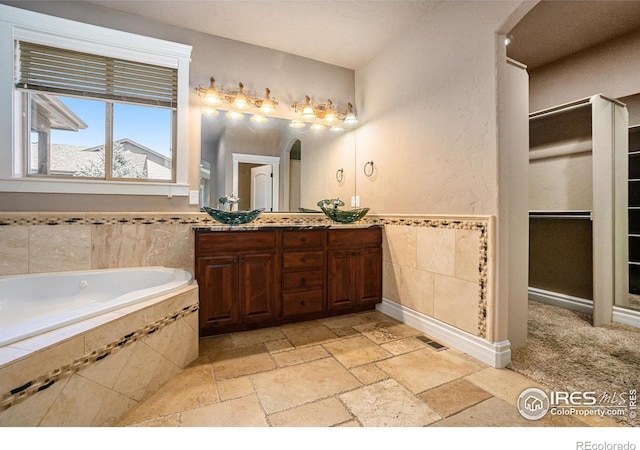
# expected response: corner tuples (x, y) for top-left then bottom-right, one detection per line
(527, 287), (593, 315)
(528, 287), (640, 329)
(376, 298), (511, 369)
(612, 306), (640, 328)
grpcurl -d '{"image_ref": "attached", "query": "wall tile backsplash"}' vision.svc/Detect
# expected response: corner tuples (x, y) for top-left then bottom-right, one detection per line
(0, 213), (201, 276)
(376, 216), (491, 341)
(0, 212), (493, 342)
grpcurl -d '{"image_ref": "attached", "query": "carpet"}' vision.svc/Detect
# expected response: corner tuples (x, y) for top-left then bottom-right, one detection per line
(508, 300), (640, 426)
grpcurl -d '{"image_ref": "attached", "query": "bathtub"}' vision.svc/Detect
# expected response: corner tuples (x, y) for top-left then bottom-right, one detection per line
(0, 266), (199, 426)
(0, 266), (192, 347)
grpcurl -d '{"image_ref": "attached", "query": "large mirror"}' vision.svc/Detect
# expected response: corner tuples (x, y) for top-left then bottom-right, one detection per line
(200, 113), (356, 212)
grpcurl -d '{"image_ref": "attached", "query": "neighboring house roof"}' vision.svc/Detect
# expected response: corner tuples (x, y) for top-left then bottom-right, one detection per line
(31, 139), (172, 180)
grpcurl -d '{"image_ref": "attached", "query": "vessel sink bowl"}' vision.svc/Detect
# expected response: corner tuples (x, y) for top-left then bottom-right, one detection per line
(318, 205), (370, 224)
(203, 207), (264, 225)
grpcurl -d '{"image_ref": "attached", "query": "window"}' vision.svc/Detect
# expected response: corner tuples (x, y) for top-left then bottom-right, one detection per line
(18, 42), (176, 182)
(0, 5), (192, 197)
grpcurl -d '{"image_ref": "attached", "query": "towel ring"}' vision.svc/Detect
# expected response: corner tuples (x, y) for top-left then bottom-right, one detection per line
(364, 161), (374, 177)
(336, 168), (344, 183)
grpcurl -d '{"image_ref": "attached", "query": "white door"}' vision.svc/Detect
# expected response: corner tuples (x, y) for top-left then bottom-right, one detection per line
(251, 164), (273, 211)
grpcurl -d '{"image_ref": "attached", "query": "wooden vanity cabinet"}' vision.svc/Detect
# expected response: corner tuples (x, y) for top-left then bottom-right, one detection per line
(327, 228), (383, 311)
(196, 231), (278, 335)
(280, 229), (326, 319)
(195, 226), (382, 336)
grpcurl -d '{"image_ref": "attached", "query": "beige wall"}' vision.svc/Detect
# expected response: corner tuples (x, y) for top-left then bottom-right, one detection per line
(354, 1), (524, 216)
(0, 1), (355, 212)
(300, 131), (356, 211)
(529, 28), (640, 112)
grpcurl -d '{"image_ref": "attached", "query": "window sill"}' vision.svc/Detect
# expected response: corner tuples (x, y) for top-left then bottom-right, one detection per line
(0, 178), (189, 197)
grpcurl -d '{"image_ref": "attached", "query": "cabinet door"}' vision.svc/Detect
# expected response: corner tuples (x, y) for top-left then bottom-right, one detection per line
(357, 248), (383, 304)
(327, 249), (358, 310)
(239, 253), (278, 323)
(196, 255), (239, 329)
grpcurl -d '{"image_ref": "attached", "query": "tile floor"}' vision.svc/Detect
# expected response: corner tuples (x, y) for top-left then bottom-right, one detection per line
(116, 311), (620, 427)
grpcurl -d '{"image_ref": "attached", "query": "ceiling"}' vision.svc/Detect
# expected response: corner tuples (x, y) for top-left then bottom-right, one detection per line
(84, 0), (640, 71)
(87, 1), (442, 70)
(507, 1), (640, 70)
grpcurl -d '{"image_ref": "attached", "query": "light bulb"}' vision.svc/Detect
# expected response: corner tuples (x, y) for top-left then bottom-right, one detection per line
(233, 82), (248, 109)
(310, 123), (325, 131)
(343, 103), (358, 126)
(250, 114), (268, 123)
(300, 95), (316, 120)
(324, 100), (336, 123)
(203, 77), (222, 106)
(225, 110), (244, 120)
(201, 105), (219, 115)
(260, 88), (275, 114)
(289, 120), (305, 129)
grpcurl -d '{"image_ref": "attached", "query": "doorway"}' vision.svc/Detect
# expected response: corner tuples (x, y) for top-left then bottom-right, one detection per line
(232, 153), (280, 212)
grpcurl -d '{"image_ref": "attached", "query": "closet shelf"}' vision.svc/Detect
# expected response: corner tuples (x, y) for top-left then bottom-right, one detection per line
(529, 211), (592, 220)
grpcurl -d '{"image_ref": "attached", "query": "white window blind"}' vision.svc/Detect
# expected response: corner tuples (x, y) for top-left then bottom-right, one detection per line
(15, 41), (177, 108)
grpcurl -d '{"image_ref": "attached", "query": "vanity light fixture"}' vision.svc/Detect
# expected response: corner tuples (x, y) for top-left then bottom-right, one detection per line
(195, 76), (278, 117)
(225, 110), (244, 120)
(291, 96), (357, 129)
(343, 103), (358, 126)
(250, 113), (268, 124)
(200, 77), (222, 106)
(201, 105), (219, 116)
(289, 120), (306, 129)
(310, 123), (326, 131)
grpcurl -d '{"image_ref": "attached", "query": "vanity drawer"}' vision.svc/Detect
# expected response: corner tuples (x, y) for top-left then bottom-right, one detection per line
(283, 290), (324, 316)
(281, 230), (324, 249)
(327, 227), (382, 248)
(196, 231), (277, 253)
(281, 251), (324, 270)
(282, 270), (324, 291)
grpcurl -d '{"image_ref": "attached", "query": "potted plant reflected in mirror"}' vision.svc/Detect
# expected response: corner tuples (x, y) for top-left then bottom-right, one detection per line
(317, 199), (369, 224)
(203, 194), (264, 225)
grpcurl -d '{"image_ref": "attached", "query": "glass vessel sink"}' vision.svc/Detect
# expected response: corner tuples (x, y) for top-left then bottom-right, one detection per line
(203, 207), (264, 225)
(317, 200), (369, 224)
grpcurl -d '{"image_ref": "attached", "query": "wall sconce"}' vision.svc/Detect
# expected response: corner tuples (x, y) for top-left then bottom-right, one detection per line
(291, 96), (358, 131)
(195, 77), (278, 120)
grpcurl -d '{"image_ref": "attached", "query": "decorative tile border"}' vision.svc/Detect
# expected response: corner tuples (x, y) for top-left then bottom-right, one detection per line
(0, 303), (198, 413)
(0, 214), (331, 227)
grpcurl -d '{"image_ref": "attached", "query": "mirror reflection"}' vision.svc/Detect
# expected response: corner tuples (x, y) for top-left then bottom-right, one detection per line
(200, 113), (356, 213)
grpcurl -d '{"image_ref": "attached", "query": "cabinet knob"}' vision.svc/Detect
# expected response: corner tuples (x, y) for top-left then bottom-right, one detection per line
(301, 257), (307, 263)
(233, 257), (238, 263)
(301, 277), (306, 284)
(301, 301), (306, 306)
(301, 237), (307, 242)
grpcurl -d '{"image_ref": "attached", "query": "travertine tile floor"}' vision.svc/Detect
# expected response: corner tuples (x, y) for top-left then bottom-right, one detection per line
(116, 311), (619, 427)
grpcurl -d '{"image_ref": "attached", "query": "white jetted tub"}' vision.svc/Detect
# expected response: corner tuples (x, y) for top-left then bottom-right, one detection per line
(0, 266), (198, 426)
(0, 266), (192, 347)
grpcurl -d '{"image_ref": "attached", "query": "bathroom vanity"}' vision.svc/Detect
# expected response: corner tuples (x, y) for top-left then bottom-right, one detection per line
(194, 225), (382, 336)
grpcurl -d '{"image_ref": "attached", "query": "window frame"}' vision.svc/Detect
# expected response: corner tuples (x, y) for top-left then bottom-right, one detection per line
(0, 5), (192, 197)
